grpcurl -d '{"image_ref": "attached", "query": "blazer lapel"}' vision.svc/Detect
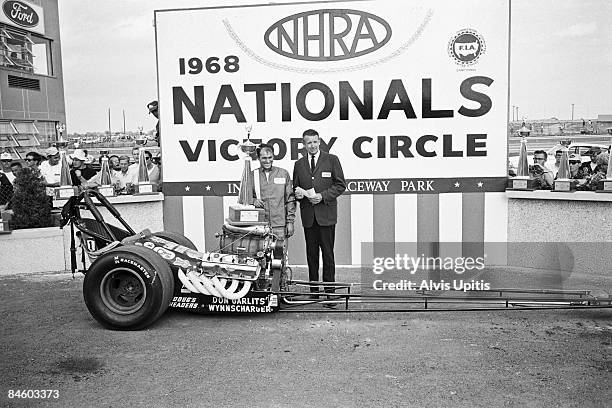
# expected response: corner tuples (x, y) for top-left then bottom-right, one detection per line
(313, 151), (326, 175)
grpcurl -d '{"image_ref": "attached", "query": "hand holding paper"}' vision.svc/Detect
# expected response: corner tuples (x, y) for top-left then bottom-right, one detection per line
(295, 187), (317, 199)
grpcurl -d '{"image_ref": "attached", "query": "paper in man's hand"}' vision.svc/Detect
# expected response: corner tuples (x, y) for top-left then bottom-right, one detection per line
(295, 186), (317, 198)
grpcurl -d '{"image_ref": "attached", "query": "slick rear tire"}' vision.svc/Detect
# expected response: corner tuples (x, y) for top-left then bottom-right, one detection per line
(83, 245), (174, 330)
(152, 231), (197, 250)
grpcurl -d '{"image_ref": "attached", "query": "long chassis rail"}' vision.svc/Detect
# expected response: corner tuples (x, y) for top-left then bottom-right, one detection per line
(277, 280), (612, 313)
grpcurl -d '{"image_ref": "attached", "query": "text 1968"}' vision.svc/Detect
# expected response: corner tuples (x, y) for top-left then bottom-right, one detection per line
(179, 56), (240, 75)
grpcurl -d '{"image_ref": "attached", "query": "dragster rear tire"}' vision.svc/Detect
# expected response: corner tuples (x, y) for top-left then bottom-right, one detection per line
(83, 245), (174, 330)
(152, 231), (197, 250)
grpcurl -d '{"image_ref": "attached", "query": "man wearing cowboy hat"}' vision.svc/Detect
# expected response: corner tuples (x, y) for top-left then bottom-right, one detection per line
(39, 146), (62, 195)
(0, 152), (15, 184)
(69, 149), (96, 187)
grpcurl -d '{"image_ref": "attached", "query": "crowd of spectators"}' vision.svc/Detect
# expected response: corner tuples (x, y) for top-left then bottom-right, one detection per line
(519, 148), (610, 190)
(0, 147), (162, 209)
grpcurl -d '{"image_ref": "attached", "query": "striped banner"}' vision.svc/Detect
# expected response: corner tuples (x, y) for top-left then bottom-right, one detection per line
(163, 177), (508, 196)
(163, 190), (508, 266)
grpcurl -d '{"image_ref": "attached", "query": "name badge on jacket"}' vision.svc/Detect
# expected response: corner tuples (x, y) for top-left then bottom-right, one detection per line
(274, 177), (286, 184)
(321, 172), (331, 178)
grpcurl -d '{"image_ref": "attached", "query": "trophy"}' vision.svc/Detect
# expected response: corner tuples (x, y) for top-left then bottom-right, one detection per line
(508, 133), (535, 190)
(54, 123), (76, 199)
(553, 141), (573, 192)
(227, 125), (266, 225)
(98, 150), (115, 197)
(134, 137), (155, 194)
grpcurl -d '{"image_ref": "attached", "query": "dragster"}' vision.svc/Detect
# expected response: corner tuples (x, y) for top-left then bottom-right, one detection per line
(60, 189), (610, 330)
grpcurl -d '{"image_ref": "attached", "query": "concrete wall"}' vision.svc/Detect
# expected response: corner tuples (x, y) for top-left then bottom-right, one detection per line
(507, 191), (612, 285)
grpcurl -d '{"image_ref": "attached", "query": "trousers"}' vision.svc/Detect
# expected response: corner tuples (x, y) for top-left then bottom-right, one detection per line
(303, 219), (336, 293)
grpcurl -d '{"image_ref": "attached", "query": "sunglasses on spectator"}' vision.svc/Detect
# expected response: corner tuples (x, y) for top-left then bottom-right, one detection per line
(533, 157), (546, 161)
(25, 158), (35, 162)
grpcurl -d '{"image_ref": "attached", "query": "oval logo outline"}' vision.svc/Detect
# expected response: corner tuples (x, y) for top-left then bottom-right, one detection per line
(2, 0), (40, 28)
(264, 9), (392, 62)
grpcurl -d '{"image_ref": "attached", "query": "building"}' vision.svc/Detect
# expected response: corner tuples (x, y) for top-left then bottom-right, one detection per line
(0, 0), (65, 159)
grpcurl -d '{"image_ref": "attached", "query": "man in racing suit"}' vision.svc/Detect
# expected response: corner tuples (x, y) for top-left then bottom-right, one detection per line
(252, 144), (296, 241)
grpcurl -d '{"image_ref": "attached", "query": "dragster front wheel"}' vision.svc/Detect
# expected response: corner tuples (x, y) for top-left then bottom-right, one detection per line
(83, 246), (174, 330)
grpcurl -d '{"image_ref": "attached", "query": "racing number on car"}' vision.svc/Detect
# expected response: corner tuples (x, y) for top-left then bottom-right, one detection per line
(86, 239), (96, 252)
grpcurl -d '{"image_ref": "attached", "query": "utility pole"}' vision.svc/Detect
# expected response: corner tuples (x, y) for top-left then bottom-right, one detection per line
(516, 106), (519, 122)
(108, 108), (111, 135)
(123, 109), (126, 134)
(511, 105), (515, 121)
(571, 103), (574, 121)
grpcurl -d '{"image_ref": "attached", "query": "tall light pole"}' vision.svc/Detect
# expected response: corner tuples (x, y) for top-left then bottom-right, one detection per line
(571, 104), (574, 121)
(511, 105), (515, 121)
(516, 106), (519, 122)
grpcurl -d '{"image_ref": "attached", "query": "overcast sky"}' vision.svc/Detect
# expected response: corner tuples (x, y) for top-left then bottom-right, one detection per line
(57, 0), (612, 133)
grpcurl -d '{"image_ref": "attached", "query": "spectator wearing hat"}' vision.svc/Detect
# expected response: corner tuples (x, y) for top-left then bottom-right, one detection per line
(583, 152), (610, 191)
(69, 149), (96, 187)
(147, 100), (160, 144)
(39, 147), (61, 195)
(81, 149), (94, 165)
(579, 148), (602, 177)
(567, 154), (583, 178)
(0, 152), (15, 184)
(566, 154), (588, 189)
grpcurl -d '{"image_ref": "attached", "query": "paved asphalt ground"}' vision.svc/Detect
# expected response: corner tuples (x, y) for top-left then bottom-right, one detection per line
(0, 270), (610, 408)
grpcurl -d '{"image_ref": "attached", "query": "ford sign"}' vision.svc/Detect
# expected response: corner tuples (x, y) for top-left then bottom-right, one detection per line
(2, 0), (39, 28)
(264, 9), (392, 61)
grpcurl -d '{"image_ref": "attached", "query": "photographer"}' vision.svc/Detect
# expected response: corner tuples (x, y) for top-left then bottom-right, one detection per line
(529, 150), (554, 189)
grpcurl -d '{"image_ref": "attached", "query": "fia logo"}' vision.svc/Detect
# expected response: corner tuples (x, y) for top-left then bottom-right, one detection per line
(448, 29), (486, 67)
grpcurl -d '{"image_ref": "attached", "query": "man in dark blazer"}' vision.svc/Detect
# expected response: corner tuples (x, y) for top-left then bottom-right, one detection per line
(293, 129), (346, 299)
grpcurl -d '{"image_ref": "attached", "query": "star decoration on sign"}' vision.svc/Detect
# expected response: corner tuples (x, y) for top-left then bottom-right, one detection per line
(477, 182), (484, 188)
(184, 185), (191, 192)
(205, 185), (211, 191)
(454, 182), (460, 188)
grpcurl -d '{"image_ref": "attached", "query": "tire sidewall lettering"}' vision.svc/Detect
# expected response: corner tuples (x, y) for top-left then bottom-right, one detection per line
(113, 255), (154, 282)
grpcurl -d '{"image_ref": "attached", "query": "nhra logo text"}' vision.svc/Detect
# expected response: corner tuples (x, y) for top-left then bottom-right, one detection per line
(264, 9), (392, 61)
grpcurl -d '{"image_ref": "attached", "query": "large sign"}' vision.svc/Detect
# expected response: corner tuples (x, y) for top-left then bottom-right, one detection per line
(0, 0), (45, 35)
(155, 0), (509, 195)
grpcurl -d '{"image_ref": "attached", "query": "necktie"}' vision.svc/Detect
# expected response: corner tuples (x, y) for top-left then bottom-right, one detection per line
(310, 154), (315, 174)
